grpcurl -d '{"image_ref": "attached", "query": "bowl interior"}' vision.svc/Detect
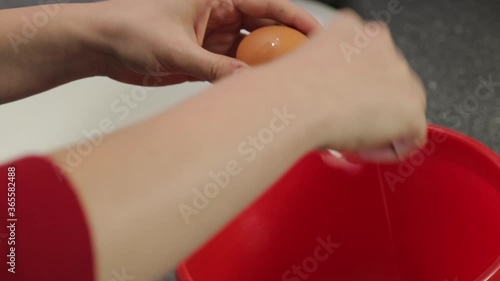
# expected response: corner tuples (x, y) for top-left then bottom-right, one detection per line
(179, 126), (500, 281)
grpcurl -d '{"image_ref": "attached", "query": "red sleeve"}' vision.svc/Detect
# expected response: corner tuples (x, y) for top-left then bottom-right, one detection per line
(0, 156), (94, 281)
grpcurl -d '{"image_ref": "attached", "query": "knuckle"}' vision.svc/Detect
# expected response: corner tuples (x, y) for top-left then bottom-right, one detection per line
(208, 57), (228, 81)
(209, 62), (221, 82)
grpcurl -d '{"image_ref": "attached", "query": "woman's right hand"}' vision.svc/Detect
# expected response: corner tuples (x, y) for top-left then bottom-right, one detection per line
(256, 10), (427, 162)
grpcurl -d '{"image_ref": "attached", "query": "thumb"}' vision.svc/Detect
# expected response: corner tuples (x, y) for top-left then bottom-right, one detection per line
(351, 138), (427, 164)
(177, 43), (248, 82)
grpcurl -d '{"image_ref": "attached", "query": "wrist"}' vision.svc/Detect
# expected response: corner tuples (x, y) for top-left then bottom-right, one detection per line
(55, 3), (109, 78)
(0, 3), (108, 102)
(239, 64), (326, 154)
(257, 60), (336, 152)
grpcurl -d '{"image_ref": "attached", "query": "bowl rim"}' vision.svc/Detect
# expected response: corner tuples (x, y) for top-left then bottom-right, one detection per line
(176, 124), (500, 281)
(426, 124), (500, 169)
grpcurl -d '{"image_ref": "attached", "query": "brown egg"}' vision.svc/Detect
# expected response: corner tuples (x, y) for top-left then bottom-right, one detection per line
(236, 26), (308, 66)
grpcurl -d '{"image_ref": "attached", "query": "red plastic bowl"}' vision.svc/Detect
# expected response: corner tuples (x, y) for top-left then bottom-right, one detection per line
(178, 125), (500, 281)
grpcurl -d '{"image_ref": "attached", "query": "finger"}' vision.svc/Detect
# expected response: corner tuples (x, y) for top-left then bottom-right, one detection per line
(357, 145), (400, 163)
(228, 32), (246, 57)
(187, 76), (203, 82)
(233, 0), (321, 34)
(393, 138), (427, 159)
(173, 42), (248, 82)
(194, 8), (212, 45)
(106, 68), (191, 87)
(203, 31), (246, 58)
(242, 17), (280, 31)
(350, 134), (428, 164)
(202, 31), (238, 55)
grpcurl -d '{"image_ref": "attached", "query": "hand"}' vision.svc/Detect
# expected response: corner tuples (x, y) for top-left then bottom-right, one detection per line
(257, 10), (427, 162)
(45, 10), (426, 280)
(89, 0), (321, 86)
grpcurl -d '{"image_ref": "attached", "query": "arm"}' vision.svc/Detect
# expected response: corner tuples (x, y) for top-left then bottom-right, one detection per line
(0, 4), (104, 103)
(50, 63), (316, 281)
(0, 0), (320, 104)
(48, 11), (427, 281)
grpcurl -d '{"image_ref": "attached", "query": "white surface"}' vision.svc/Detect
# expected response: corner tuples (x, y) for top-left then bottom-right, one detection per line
(0, 1), (337, 163)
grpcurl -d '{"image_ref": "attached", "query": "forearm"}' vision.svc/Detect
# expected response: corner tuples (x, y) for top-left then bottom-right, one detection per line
(0, 3), (104, 103)
(49, 65), (320, 281)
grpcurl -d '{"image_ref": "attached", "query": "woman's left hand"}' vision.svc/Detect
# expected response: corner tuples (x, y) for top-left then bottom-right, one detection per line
(88, 0), (321, 86)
